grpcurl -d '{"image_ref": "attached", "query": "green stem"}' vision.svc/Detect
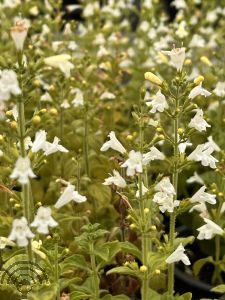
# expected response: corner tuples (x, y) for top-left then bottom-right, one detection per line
(168, 99), (179, 296)
(55, 239), (60, 300)
(89, 243), (99, 300)
(84, 104), (90, 177)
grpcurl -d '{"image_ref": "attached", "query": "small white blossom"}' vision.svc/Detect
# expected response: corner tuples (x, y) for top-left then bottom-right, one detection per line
(190, 186), (216, 205)
(72, 88), (84, 107)
(0, 237), (15, 249)
(188, 109), (211, 132)
(10, 19), (28, 51)
(8, 217), (34, 247)
(155, 177), (175, 195)
(213, 82), (225, 97)
(178, 141), (192, 154)
(175, 21), (188, 39)
(100, 131), (126, 154)
(61, 100), (70, 109)
(197, 218), (223, 240)
(146, 90), (168, 113)
(187, 172), (204, 185)
(0, 70), (21, 101)
(10, 156), (36, 184)
(11, 105), (18, 121)
(43, 137), (69, 156)
(171, 0), (186, 9)
(136, 182), (148, 198)
(32, 240), (46, 259)
(189, 83), (211, 99)
(103, 170), (126, 188)
(166, 244), (190, 265)
(40, 92), (52, 102)
(161, 47), (185, 72)
(31, 206), (58, 234)
(44, 54), (74, 78)
(204, 136), (220, 152)
(153, 191), (179, 213)
(121, 150), (143, 176)
(32, 130), (47, 153)
(100, 92), (116, 100)
(55, 184), (87, 209)
(142, 146), (165, 165)
(187, 144), (218, 169)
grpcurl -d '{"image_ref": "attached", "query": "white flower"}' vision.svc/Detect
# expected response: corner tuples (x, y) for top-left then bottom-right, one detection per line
(100, 92), (116, 100)
(178, 141), (192, 154)
(187, 172), (204, 185)
(100, 131), (126, 154)
(136, 182), (148, 198)
(72, 88), (84, 107)
(155, 177), (175, 195)
(61, 100), (70, 109)
(146, 90), (168, 113)
(142, 146), (165, 165)
(197, 218), (223, 240)
(187, 144), (218, 169)
(189, 83), (211, 99)
(188, 109), (211, 132)
(166, 244), (190, 265)
(10, 19), (28, 51)
(83, 2), (99, 17)
(189, 34), (205, 48)
(40, 92), (52, 102)
(103, 170), (126, 188)
(161, 47), (185, 72)
(44, 54), (74, 78)
(121, 150), (143, 176)
(11, 105), (18, 121)
(43, 137), (68, 156)
(204, 136), (220, 152)
(32, 130), (47, 153)
(0, 69), (21, 101)
(190, 186), (216, 205)
(213, 82), (225, 97)
(189, 202), (209, 218)
(55, 184), (87, 209)
(10, 156), (36, 184)
(31, 206), (58, 234)
(153, 191), (179, 213)
(8, 217), (34, 247)
(175, 21), (188, 39)
(0, 237), (15, 249)
(32, 240), (46, 259)
(171, 0), (186, 9)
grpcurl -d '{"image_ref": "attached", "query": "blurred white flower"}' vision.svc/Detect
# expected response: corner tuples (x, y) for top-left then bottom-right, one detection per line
(221, 203), (225, 214)
(166, 244), (190, 265)
(189, 34), (205, 48)
(121, 150), (143, 176)
(187, 144), (218, 169)
(2, 0), (21, 8)
(191, 186), (216, 205)
(171, 0), (186, 9)
(40, 92), (52, 102)
(32, 240), (46, 259)
(146, 90), (168, 113)
(189, 83), (211, 99)
(100, 92), (116, 100)
(213, 82), (225, 97)
(155, 177), (175, 195)
(72, 88), (84, 107)
(188, 109), (211, 132)
(103, 170), (126, 188)
(136, 182), (148, 198)
(153, 191), (179, 213)
(32, 130), (47, 153)
(178, 141), (192, 154)
(187, 171), (204, 185)
(61, 100), (70, 109)
(83, 2), (99, 17)
(31, 206), (58, 234)
(55, 184), (87, 209)
(175, 21), (188, 39)
(10, 19), (28, 50)
(204, 136), (220, 152)
(161, 47), (185, 72)
(44, 54), (74, 78)
(43, 137), (68, 156)
(197, 218), (223, 240)
(10, 156), (36, 184)
(101, 131), (126, 154)
(0, 237), (15, 249)
(142, 146), (165, 165)
(8, 217), (34, 247)
(0, 70), (21, 101)
(11, 105), (18, 121)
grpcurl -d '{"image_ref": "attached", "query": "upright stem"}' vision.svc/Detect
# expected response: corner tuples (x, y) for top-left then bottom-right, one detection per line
(89, 243), (99, 300)
(168, 97), (179, 296)
(83, 104), (90, 177)
(55, 238), (60, 300)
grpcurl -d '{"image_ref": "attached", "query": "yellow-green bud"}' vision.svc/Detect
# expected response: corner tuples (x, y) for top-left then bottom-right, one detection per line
(49, 108), (58, 115)
(150, 225), (157, 231)
(156, 127), (163, 133)
(32, 79), (41, 87)
(194, 75), (204, 85)
(144, 72), (162, 86)
(40, 108), (47, 113)
(184, 59), (192, 65)
(144, 208), (149, 214)
(6, 111), (12, 117)
(218, 192), (223, 197)
(130, 223), (137, 230)
(14, 203), (21, 208)
(200, 56), (212, 67)
(32, 115), (41, 125)
(140, 265), (148, 272)
(177, 128), (184, 135)
(158, 134), (165, 140)
(155, 269), (161, 274)
(126, 134), (133, 141)
(0, 135), (3, 141)
(10, 121), (17, 129)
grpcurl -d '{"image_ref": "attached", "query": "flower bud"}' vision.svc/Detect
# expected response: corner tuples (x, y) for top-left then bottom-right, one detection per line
(126, 134), (133, 141)
(150, 225), (156, 231)
(32, 79), (41, 88)
(10, 121), (18, 129)
(140, 265), (148, 273)
(218, 192), (223, 197)
(177, 128), (184, 135)
(144, 72), (162, 86)
(194, 75), (204, 85)
(6, 111), (12, 117)
(155, 269), (161, 274)
(184, 59), (192, 65)
(0, 135), (4, 142)
(49, 108), (58, 115)
(10, 19), (29, 51)
(200, 56), (212, 67)
(129, 223), (137, 230)
(144, 208), (149, 214)
(32, 115), (41, 125)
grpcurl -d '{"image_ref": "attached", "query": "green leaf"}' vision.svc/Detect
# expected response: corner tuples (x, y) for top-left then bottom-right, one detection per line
(61, 254), (91, 273)
(94, 245), (109, 261)
(0, 284), (20, 300)
(175, 199), (196, 216)
(148, 252), (167, 272)
(193, 257), (214, 276)
(70, 291), (91, 300)
(88, 183), (111, 205)
(106, 266), (140, 279)
(177, 292), (192, 300)
(101, 294), (130, 300)
(28, 283), (58, 300)
(120, 241), (142, 260)
(211, 284), (225, 293)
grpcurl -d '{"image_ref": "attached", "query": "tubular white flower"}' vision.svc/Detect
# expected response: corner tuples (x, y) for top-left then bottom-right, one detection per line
(187, 171), (204, 185)
(55, 184), (87, 209)
(0, 237), (15, 249)
(8, 217), (34, 247)
(197, 218), (223, 240)
(43, 137), (68, 156)
(188, 109), (211, 132)
(146, 90), (168, 113)
(161, 47), (185, 72)
(100, 131), (126, 154)
(188, 83), (211, 99)
(213, 82), (225, 97)
(100, 91), (116, 100)
(103, 170), (126, 188)
(71, 88), (84, 107)
(178, 141), (192, 154)
(10, 156), (36, 184)
(31, 130), (47, 152)
(10, 19), (28, 51)
(155, 177), (175, 195)
(166, 244), (190, 265)
(121, 150), (143, 176)
(187, 144), (218, 169)
(0, 69), (21, 101)
(153, 191), (179, 213)
(190, 186), (216, 205)
(204, 136), (220, 152)
(44, 54), (74, 78)
(136, 182), (148, 198)
(31, 206), (58, 234)
(142, 146), (165, 165)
